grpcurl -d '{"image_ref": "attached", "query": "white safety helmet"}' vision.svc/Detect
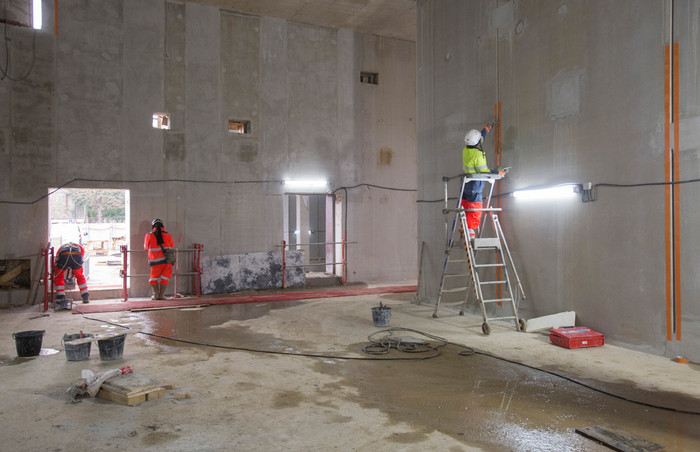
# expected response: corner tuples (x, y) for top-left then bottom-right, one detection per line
(464, 129), (482, 146)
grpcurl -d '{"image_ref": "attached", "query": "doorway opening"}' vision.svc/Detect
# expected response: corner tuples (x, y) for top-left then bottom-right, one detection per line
(48, 188), (130, 289)
(283, 193), (343, 278)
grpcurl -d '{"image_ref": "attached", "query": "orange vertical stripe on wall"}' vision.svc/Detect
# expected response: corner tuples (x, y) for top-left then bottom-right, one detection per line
(664, 45), (672, 341)
(673, 42), (681, 341)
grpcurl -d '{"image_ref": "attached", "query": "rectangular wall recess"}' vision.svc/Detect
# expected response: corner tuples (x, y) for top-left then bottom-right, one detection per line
(152, 113), (170, 130)
(360, 72), (379, 85)
(229, 120), (251, 134)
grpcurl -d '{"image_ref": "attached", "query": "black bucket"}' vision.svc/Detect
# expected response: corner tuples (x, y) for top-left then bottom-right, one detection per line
(12, 330), (46, 357)
(63, 333), (94, 361)
(97, 334), (126, 360)
(371, 306), (392, 327)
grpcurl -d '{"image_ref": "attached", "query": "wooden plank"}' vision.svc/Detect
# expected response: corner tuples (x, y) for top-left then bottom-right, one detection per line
(63, 329), (138, 345)
(97, 386), (165, 406)
(524, 311), (576, 332)
(101, 373), (160, 394)
(575, 425), (664, 452)
(96, 372), (166, 406)
(0, 260), (30, 287)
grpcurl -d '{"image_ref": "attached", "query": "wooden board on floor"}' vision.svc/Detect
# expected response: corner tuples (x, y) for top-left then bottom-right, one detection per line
(524, 311), (576, 332)
(575, 424), (664, 452)
(96, 372), (166, 406)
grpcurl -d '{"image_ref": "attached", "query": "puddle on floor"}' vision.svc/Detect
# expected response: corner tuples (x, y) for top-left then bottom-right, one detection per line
(129, 300), (305, 353)
(121, 303), (700, 451)
(314, 347), (700, 451)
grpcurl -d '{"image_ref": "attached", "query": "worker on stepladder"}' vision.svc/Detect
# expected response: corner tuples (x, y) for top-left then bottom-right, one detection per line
(461, 124), (506, 240)
(144, 218), (175, 300)
(54, 242), (89, 309)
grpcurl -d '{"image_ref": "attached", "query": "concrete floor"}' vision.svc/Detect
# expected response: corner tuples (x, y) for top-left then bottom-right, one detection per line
(1, 285), (699, 451)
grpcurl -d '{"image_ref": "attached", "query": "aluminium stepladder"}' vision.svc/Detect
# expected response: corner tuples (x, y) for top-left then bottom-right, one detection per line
(434, 173), (526, 335)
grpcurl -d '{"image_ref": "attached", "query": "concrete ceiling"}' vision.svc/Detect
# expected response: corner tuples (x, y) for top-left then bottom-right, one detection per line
(185, 0), (417, 42)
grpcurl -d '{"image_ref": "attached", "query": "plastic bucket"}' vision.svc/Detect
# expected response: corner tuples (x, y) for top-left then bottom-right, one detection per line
(371, 307), (392, 327)
(63, 333), (94, 361)
(12, 330), (46, 357)
(97, 334), (126, 360)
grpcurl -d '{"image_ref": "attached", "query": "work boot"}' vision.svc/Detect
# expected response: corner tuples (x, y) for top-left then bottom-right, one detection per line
(151, 285), (159, 300)
(81, 293), (90, 304)
(56, 295), (69, 311)
(158, 284), (167, 300)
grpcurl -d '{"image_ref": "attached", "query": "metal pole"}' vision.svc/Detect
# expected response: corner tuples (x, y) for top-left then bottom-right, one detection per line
(282, 240), (287, 288)
(41, 247), (49, 312)
(49, 246), (54, 309)
(120, 245), (128, 302)
(173, 248), (179, 298)
(193, 244), (201, 297)
(342, 233), (347, 284)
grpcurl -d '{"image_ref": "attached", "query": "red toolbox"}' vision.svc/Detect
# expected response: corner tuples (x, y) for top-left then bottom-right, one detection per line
(550, 326), (604, 349)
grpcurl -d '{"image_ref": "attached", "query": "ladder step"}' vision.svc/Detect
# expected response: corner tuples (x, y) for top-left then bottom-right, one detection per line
(474, 263), (505, 268)
(483, 298), (512, 303)
(444, 273), (468, 278)
(441, 287), (468, 293)
(473, 238), (501, 248)
(479, 280), (507, 285)
(447, 259), (468, 264)
(487, 316), (518, 321)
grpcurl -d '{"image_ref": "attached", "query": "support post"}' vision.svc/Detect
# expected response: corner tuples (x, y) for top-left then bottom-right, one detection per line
(120, 245), (128, 302)
(342, 233), (347, 285)
(281, 240), (287, 289)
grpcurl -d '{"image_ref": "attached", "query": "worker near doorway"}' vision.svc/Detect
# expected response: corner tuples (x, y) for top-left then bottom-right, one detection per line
(54, 242), (89, 309)
(461, 124), (506, 240)
(144, 218), (175, 300)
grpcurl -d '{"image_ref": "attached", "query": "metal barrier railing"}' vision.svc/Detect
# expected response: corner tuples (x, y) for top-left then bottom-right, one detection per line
(279, 234), (353, 287)
(40, 246), (55, 312)
(119, 243), (204, 302)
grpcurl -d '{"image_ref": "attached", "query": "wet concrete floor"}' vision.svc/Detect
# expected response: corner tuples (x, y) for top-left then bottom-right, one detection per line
(121, 302), (700, 451)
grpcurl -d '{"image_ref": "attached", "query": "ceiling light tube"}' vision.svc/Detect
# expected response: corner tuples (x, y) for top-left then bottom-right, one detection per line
(283, 179), (327, 188)
(512, 185), (578, 201)
(283, 179), (329, 192)
(32, 0), (42, 29)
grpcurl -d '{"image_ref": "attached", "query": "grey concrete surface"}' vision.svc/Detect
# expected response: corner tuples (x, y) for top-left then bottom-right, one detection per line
(0, 289), (698, 450)
(416, 1), (700, 361)
(0, 1), (416, 304)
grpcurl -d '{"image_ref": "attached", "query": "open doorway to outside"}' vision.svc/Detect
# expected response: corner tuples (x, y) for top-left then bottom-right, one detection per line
(48, 188), (130, 289)
(284, 194), (343, 279)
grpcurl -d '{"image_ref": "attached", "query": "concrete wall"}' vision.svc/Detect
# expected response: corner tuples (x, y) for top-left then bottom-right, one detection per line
(0, 0), (417, 304)
(417, 0), (700, 360)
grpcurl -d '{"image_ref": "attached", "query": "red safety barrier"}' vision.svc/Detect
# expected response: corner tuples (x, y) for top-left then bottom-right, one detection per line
(40, 246), (54, 312)
(120, 243), (203, 302)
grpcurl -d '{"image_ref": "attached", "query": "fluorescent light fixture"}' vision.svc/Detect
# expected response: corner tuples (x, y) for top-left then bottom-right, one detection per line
(283, 179), (327, 188)
(513, 185), (578, 201)
(32, 0), (42, 30)
(283, 179), (329, 191)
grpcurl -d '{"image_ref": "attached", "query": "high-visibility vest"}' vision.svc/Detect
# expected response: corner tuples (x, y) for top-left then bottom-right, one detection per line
(144, 229), (175, 266)
(462, 146), (490, 174)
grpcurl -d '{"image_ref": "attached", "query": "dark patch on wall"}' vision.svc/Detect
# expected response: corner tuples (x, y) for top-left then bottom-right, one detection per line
(378, 147), (393, 166)
(237, 141), (258, 163)
(201, 251), (306, 294)
(210, 274), (236, 294)
(164, 132), (185, 160)
(0, 128), (9, 155)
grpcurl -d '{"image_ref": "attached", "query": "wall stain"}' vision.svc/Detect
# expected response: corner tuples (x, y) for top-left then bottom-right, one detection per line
(378, 147), (393, 166)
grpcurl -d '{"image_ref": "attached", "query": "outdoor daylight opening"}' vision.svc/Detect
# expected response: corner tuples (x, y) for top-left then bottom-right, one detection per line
(48, 188), (130, 290)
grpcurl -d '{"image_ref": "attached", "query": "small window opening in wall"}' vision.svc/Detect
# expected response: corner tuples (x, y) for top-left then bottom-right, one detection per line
(360, 72), (378, 85)
(152, 113), (170, 130)
(229, 119), (251, 134)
